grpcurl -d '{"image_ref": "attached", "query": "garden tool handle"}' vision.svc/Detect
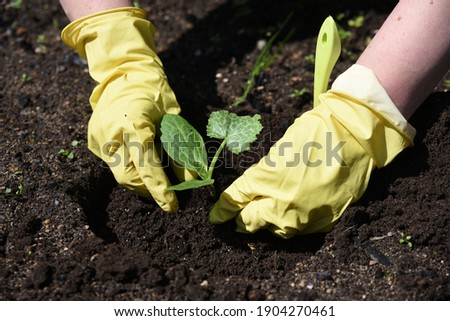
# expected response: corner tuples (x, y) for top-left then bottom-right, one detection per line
(313, 16), (341, 107)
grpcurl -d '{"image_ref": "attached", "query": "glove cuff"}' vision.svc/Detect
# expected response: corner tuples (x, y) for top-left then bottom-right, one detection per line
(61, 7), (151, 59)
(331, 64), (416, 142)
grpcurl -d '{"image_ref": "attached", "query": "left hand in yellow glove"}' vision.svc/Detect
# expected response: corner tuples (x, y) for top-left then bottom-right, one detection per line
(210, 64), (416, 238)
(62, 8), (193, 212)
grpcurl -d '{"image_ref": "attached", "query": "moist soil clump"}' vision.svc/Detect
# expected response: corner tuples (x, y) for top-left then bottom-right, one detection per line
(1, 0), (449, 300)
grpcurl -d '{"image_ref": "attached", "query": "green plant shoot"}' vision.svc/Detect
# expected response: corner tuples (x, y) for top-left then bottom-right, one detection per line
(399, 232), (413, 248)
(160, 111), (263, 192)
(232, 12), (294, 107)
(7, 0), (23, 9)
(5, 183), (23, 196)
(289, 87), (310, 98)
(58, 140), (79, 161)
(444, 78), (450, 88)
(348, 15), (365, 28)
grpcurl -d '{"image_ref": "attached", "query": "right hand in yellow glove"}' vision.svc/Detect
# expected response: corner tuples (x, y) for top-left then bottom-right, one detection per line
(62, 8), (193, 212)
(210, 64), (416, 238)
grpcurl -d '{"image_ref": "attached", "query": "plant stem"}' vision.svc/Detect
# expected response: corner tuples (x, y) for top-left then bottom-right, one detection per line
(207, 139), (227, 179)
(205, 139), (227, 199)
(208, 184), (216, 199)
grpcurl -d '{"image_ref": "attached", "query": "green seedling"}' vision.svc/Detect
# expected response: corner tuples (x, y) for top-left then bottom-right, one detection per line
(5, 183), (23, 196)
(399, 232), (413, 248)
(52, 17), (60, 29)
(348, 15), (365, 28)
(336, 12), (346, 21)
(334, 13), (352, 41)
(21, 73), (32, 82)
(334, 14), (364, 41)
(58, 140), (79, 161)
(58, 149), (74, 160)
(232, 12), (294, 107)
(161, 111), (263, 194)
(337, 26), (352, 41)
(36, 34), (46, 45)
(444, 78), (450, 88)
(304, 54), (315, 64)
(35, 34), (48, 54)
(7, 0), (23, 9)
(289, 87), (310, 98)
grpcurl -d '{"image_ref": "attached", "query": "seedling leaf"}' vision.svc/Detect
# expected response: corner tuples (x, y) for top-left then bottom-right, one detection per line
(206, 110), (237, 139)
(225, 114), (263, 154)
(7, 0), (23, 9)
(207, 110), (263, 154)
(166, 178), (215, 191)
(160, 114), (209, 179)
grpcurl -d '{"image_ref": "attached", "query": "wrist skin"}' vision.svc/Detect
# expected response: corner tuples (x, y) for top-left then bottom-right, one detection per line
(356, 1), (450, 120)
(59, 0), (133, 21)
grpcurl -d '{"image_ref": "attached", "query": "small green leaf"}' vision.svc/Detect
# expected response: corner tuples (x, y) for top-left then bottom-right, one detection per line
(161, 114), (209, 179)
(336, 13), (346, 21)
(21, 73), (31, 82)
(166, 178), (215, 191)
(37, 34), (46, 45)
(226, 114), (263, 154)
(348, 16), (364, 28)
(7, 0), (23, 9)
(71, 140), (79, 147)
(16, 183), (23, 195)
(304, 54), (315, 64)
(206, 111), (263, 155)
(206, 110), (237, 139)
(289, 87), (310, 98)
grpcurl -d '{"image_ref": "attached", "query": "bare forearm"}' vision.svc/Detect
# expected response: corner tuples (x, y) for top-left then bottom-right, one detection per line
(357, 0), (450, 119)
(59, 0), (133, 21)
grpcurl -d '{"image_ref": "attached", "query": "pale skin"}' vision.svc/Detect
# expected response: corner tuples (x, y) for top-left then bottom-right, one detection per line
(59, 0), (133, 21)
(60, 0), (450, 120)
(356, 0), (450, 120)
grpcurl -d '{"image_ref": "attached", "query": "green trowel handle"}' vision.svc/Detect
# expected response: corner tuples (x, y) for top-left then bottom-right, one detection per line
(313, 16), (341, 107)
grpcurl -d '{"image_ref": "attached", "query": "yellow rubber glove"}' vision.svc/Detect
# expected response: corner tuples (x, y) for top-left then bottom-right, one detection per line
(61, 8), (193, 212)
(210, 64), (416, 238)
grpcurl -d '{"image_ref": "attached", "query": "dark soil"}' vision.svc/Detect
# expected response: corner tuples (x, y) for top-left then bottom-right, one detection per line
(1, 0), (449, 300)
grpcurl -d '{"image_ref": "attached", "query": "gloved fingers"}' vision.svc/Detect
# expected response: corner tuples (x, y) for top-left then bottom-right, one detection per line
(209, 171), (261, 224)
(234, 197), (272, 234)
(236, 198), (299, 238)
(107, 145), (150, 198)
(104, 140), (178, 212)
(127, 130), (179, 212)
